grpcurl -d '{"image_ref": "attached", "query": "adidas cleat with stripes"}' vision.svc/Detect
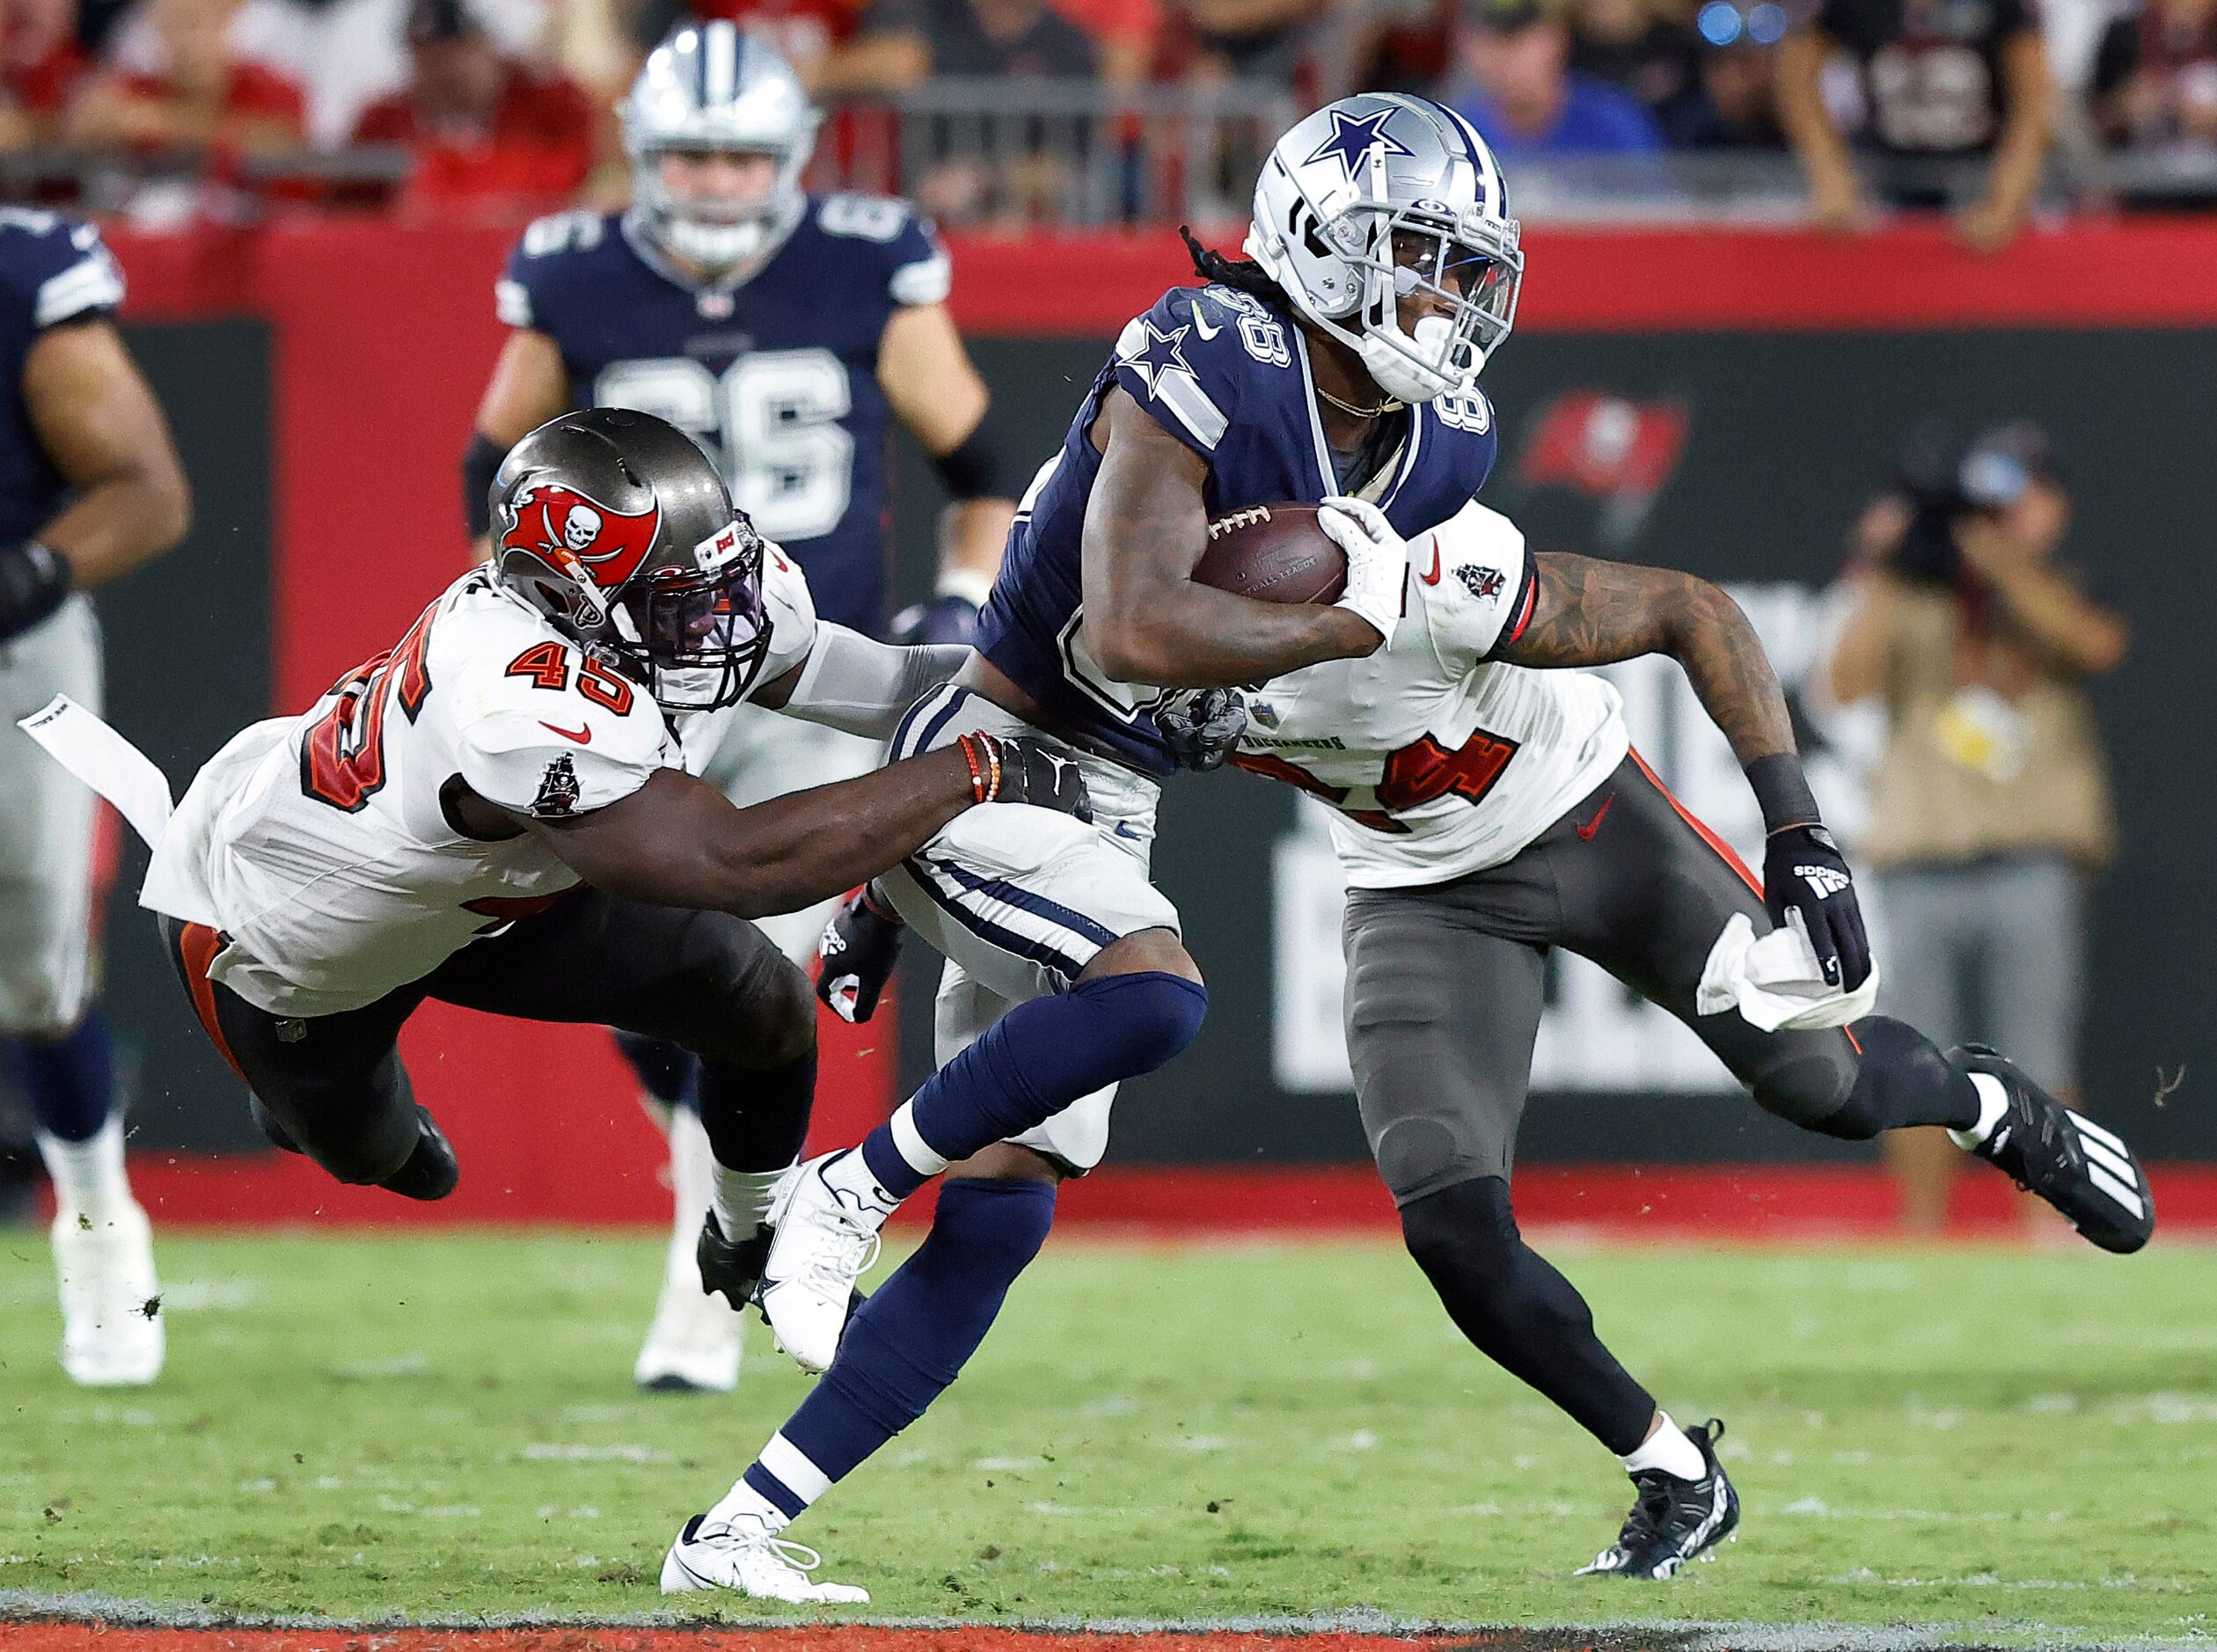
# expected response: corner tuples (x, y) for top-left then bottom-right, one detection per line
(1577, 1418), (1739, 1580)
(1950, 1046), (2155, 1254)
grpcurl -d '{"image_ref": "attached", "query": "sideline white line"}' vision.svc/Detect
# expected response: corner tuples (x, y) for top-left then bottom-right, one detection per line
(4, 1590), (2211, 1651)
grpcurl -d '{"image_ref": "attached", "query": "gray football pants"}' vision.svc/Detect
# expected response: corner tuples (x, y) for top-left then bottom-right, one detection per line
(1343, 753), (1864, 1206)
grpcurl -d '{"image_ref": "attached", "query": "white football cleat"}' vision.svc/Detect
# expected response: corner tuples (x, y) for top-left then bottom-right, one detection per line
(51, 1201), (164, 1387)
(633, 1268), (743, 1393)
(661, 1514), (869, 1603)
(758, 1152), (882, 1373)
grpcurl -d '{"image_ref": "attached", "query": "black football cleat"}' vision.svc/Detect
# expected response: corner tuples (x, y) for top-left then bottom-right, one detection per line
(1577, 1418), (1739, 1580)
(1950, 1046), (2155, 1254)
(696, 1210), (774, 1312)
(378, 1106), (459, 1202)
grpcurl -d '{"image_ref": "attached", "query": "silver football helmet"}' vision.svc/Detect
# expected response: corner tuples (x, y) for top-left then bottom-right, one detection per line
(1245, 92), (1522, 404)
(621, 22), (819, 270)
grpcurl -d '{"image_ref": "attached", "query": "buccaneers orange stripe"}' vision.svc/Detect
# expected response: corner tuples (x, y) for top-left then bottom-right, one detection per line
(178, 922), (247, 1082)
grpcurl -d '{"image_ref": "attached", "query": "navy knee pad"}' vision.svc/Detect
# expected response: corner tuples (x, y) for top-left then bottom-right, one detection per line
(1066, 969), (1209, 1078)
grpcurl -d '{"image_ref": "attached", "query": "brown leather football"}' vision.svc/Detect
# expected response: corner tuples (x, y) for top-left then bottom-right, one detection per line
(1191, 503), (1347, 605)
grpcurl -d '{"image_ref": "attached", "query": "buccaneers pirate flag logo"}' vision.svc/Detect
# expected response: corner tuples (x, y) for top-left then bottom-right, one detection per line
(501, 486), (662, 589)
(1513, 391), (1690, 550)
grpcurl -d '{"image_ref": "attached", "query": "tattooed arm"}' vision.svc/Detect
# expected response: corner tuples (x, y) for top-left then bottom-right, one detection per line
(1079, 388), (1380, 688)
(1498, 551), (1872, 987)
(1495, 552), (1796, 766)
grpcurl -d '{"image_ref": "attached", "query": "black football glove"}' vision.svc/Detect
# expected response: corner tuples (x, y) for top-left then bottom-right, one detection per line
(1152, 687), (1248, 771)
(816, 886), (904, 1025)
(1762, 823), (1872, 991)
(889, 595), (982, 648)
(957, 731), (1092, 822)
(0, 541), (70, 645)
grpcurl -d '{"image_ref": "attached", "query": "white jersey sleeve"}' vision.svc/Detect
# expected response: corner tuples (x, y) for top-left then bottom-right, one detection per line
(750, 540), (821, 697)
(1411, 500), (1540, 669)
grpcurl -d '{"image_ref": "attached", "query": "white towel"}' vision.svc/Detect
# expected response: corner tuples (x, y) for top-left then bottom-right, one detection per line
(1695, 910), (1881, 1033)
(18, 694), (174, 848)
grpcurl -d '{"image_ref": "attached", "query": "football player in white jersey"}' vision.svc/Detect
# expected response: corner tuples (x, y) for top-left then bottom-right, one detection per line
(22, 410), (1087, 1307)
(782, 99), (2158, 1590)
(464, 26), (1016, 1393)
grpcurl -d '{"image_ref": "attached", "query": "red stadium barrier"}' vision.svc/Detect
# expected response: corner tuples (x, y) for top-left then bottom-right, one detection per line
(95, 216), (2217, 1232)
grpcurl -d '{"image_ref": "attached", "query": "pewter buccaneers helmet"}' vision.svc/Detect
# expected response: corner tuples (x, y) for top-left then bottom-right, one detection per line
(1246, 92), (1523, 404)
(621, 22), (819, 269)
(491, 408), (773, 714)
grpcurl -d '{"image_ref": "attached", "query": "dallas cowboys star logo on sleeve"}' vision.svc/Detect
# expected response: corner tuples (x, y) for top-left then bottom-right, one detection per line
(1113, 315), (1228, 450)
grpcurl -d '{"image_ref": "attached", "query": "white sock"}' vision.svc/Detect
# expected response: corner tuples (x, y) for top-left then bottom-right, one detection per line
(709, 1162), (790, 1239)
(1949, 1072), (2011, 1150)
(703, 1480), (791, 1535)
(817, 1145), (903, 1227)
(36, 1115), (132, 1223)
(1620, 1412), (1706, 1480)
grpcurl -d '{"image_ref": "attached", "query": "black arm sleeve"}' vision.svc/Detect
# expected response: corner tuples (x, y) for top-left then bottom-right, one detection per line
(930, 416), (1007, 501)
(463, 431), (509, 537)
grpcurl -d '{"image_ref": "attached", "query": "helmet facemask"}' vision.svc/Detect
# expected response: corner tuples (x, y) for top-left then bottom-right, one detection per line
(607, 521), (772, 714)
(631, 138), (812, 271)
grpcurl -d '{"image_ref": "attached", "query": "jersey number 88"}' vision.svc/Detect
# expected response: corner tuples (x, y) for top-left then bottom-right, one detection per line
(596, 348), (852, 544)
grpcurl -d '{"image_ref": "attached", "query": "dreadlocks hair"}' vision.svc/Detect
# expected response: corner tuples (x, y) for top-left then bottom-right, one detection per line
(1179, 224), (1281, 303)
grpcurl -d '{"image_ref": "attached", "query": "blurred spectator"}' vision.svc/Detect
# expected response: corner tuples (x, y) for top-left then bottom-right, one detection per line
(349, 0), (589, 209)
(1167, 0), (1321, 84)
(2092, 0), (2217, 146)
(1047, 0), (1158, 82)
(1564, 0), (1697, 113)
(1657, 0), (1786, 145)
(1446, 0), (1665, 154)
(1824, 423), (2126, 1233)
(63, 0), (304, 156)
(1776, 0), (2052, 251)
(2, 0), (91, 145)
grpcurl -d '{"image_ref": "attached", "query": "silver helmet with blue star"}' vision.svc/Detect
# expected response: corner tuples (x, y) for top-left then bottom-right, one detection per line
(1245, 92), (1522, 404)
(621, 22), (819, 270)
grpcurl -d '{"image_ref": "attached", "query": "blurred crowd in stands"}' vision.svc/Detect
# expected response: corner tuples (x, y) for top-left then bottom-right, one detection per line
(0, 0), (2213, 226)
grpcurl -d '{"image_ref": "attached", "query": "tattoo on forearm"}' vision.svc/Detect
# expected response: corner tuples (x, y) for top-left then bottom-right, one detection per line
(1499, 552), (1796, 764)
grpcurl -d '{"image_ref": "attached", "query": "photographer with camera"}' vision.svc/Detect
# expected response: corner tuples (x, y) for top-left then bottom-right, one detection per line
(1826, 421), (2128, 1232)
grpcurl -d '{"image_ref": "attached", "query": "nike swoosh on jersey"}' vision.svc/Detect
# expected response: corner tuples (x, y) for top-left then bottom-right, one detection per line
(1419, 539), (1442, 585)
(1189, 298), (1221, 340)
(540, 721), (593, 745)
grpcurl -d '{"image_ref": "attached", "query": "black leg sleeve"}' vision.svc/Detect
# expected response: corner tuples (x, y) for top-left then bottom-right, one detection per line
(1808, 1014), (1983, 1139)
(1401, 1175), (1658, 1457)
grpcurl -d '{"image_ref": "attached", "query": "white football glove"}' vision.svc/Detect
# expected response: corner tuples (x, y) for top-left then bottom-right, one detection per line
(1316, 495), (1408, 649)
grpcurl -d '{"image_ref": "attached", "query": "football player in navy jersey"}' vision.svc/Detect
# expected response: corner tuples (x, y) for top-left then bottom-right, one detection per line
(0, 209), (192, 1386)
(462, 23), (1015, 1394)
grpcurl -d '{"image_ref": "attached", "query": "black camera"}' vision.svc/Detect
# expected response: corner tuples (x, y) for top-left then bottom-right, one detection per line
(1887, 420), (2047, 588)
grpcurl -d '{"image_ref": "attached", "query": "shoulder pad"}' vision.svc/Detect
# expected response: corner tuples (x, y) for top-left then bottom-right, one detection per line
(1421, 500), (1533, 663)
(751, 540), (820, 692)
(814, 194), (950, 306)
(498, 209), (616, 328)
(0, 210), (124, 329)
(1109, 285), (1292, 457)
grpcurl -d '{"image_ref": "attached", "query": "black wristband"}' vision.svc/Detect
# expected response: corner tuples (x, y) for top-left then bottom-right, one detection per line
(1745, 752), (1822, 835)
(0, 539), (71, 636)
(930, 418), (1005, 502)
(463, 431), (509, 538)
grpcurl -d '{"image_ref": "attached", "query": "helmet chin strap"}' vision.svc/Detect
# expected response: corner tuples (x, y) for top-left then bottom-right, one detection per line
(1360, 313), (1486, 404)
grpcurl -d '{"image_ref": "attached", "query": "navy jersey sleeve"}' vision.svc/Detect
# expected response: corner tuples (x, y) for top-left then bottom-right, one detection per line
(812, 193), (952, 307)
(1108, 284), (1292, 463)
(0, 212), (125, 334)
(494, 208), (616, 333)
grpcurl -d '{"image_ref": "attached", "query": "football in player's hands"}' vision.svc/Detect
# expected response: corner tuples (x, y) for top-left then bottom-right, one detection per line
(1762, 823), (1872, 991)
(1192, 504), (1347, 605)
(817, 888), (904, 1025)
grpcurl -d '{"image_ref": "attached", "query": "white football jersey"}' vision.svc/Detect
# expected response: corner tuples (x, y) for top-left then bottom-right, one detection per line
(1233, 500), (1628, 889)
(143, 552), (817, 1017)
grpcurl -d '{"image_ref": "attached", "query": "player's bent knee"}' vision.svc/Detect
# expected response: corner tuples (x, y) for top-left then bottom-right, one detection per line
(942, 1141), (1068, 1183)
(1399, 1173), (1521, 1276)
(1067, 968), (1208, 1078)
(668, 914), (816, 1069)
(1079, 926), (1203, 987)
(1808, 1014), (1953, 1140)
(1751, 1047), (1863, 1136)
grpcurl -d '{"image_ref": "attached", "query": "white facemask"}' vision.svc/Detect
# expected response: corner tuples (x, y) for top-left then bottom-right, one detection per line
(1359, 312), (1486, 405)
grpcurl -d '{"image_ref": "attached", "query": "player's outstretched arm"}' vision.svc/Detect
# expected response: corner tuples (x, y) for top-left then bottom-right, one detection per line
(1080, 389), (1385, 689)
(1497, 552), (1796, 766)
(878, 303), (1014, 615)
(513, 737), (1087, 920)
(1497, 550), (1870, 986)
(751, 622), (972, 741)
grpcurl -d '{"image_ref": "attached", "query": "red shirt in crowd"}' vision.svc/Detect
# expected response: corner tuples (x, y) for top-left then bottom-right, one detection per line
(352, 66), (593, 208)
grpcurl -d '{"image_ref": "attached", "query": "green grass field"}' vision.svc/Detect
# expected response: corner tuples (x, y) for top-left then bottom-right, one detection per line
(0, 1229), (2211, 1644)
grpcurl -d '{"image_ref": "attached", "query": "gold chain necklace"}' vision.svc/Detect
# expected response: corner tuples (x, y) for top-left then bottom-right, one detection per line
(1314, 383), (1402, 420)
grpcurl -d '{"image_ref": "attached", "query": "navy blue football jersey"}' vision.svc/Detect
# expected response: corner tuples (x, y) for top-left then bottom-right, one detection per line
(0, 209), (125, 545)
(498, 197), (950, 637)
(977, 281), (1501, 777)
